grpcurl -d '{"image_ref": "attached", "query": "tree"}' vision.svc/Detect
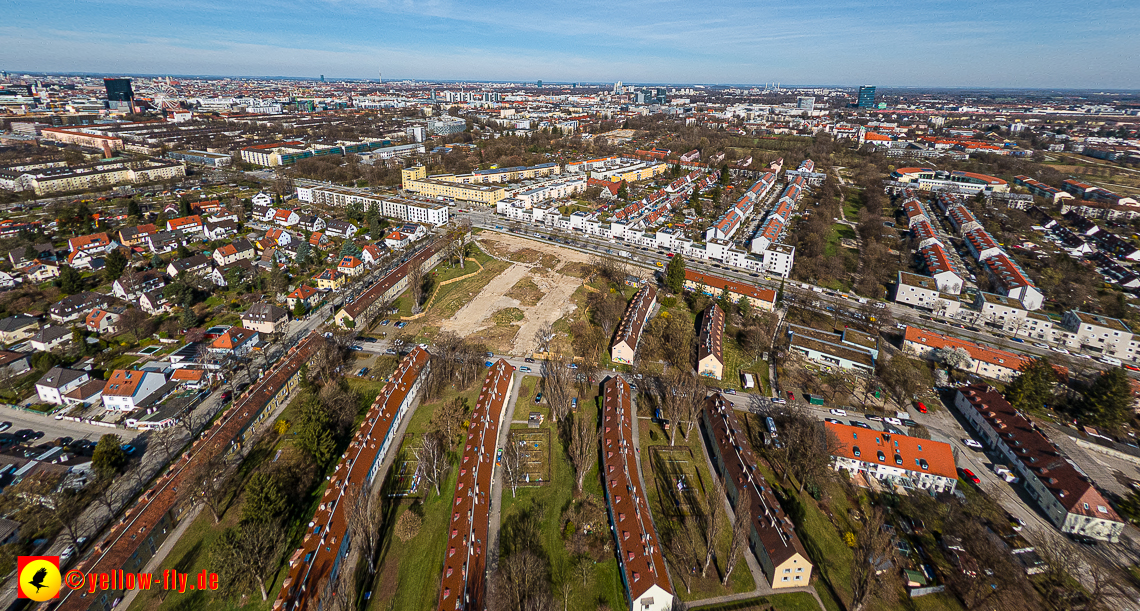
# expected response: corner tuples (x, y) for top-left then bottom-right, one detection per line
(295, 241), (311, 266)
(127, 199), (141, 219)
(568, 414), (599, 492)
(936, 346), (973, 375)
(664, 254), (686, 293)
(293, 298), (306, 318)
(1006, 357), (1058, 412)
(490, 548), (551, 611)
(414, 430), (448, 496)
(295, 420), (336, 466)
(850, 508), (895, 611)
(241, 472), (287, 523)
(212, 520), (284, 601)
(663, 516), (703, 593)
(58, 265), (83, 295)
(408, 262), (426, 312)
(722, 498), (751, 586)
(541, 358), (575, 422)
(92, 434), (128, 478)
(878, 354), (930, 409)
(344, 483), (384, 576)
(587, 290), (626, 341)
(701, 476), (726, 577)
(432, 396), (468, 445)
(184, 451), (230, 523)
(103, 249), (128, 282)
(1080, 367), (1133, 428)
(180, 305), (198, 330)
(502, 435), (525, 498)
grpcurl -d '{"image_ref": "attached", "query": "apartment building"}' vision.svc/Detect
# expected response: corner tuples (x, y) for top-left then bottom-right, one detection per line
(697, 304), (725, 379)
(102, 369), (168, 412)
(902, 326), (1029, 382)
(894, 271), (961, 314)
(826, 422), (958, 493)
(601, 376), (674, 611)
(786, 323), (877, 373)
(955, 385), (1124, 542)
(702, 395), (813, 588)
(683, 270), (776, 312)
(611, 284), (658, 365)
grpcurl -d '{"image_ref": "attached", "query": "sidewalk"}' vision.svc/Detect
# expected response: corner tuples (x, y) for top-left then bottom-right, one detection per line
(485, 369), (527, 582)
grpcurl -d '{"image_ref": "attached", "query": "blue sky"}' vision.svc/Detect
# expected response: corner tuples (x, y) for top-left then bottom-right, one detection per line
(2, 0), (1137, 88)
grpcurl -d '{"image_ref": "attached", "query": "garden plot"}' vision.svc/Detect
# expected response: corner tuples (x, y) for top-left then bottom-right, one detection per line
(649, 446), (708, 518)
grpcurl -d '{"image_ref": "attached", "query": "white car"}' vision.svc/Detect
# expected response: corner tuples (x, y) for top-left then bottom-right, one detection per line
(1050, 346), (1070, 355)
(1033, 342), (1048, 349)
(829, 408), (848, 417)
(884, 417), (904, 428)
(963, 438), (984, 450)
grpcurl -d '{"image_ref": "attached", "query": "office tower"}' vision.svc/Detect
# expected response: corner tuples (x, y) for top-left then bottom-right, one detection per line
(104, 78), (133, 102)
(537, 80), (542, 88)
(796, 96), (815, 111)
(613, 81), (622, 94)
(857, 85), (876, 108)
(320, 74), (325, 82)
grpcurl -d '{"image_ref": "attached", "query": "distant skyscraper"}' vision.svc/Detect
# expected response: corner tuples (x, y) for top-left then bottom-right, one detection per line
(613, 81), (622, 94)
(536, 80), (542, 88)
(104, 78), (133, 102)
(320, 74), (325, 82)
(857, 85), (876, 108)
(796, 96), (815, 111)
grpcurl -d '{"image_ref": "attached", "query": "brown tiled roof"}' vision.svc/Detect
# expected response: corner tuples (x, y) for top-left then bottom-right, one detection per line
(438, 359), (515, 611)
(703, 395), (811, 571)
(275, 347), (430, 611)
(825, 421), (957, 480)
(341, 241), (443, 320)
(613, 284), (658, 352)
(685, 270), (776, 304)
(55, 333), (325, 611)
(957, 385), (1122, 522)
(699, 304), (725, 365)
(601, 376), (672, 603)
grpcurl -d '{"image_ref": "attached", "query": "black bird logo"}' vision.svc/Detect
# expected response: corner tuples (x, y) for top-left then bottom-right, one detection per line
(27, 567), (49, 593)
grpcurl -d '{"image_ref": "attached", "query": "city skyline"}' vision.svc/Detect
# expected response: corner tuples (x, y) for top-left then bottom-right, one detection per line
(3, 0), (1138, 88)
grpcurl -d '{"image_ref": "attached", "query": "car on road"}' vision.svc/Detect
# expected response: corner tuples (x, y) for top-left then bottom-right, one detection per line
(1006, 513), (1026, 532)
(61, 545), (75, 564)
(963, 438), (984, 449)
(724, 388), (736, 395)
(825, 418), (843, 424)
(864, 413), (883, 421)
(770, 397), (786, 404)
(568, 363), (578, 369)
(849, 420), (872, 429)
(1050, 346), (1070, 355)
(350, 345), (363, 351)
(959, 468), (980, 485)
(1127, 364), (1140, 372)
(914, 401), (927, 414)
(0, 422), (10, 432)
(524, 358), (535, 363)
(884, 417), (904, 428)
(1033, 342), (1048, 349)
(901, 419), (918, 427)
(1011, 337), (1025, 343)
(486, 352), (494, 357)
(829, 409), (847, 416)
(520, 366), (531, 372)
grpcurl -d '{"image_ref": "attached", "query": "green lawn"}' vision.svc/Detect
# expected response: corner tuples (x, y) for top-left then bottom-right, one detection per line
(637, 416), (756, 601)
(497, 399), (627, 611)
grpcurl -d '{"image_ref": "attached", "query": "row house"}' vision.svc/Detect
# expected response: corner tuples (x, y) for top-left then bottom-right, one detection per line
(893, 271), (961, 315)
(826, 421), (958, 493)
(902, 326), (1029, 382)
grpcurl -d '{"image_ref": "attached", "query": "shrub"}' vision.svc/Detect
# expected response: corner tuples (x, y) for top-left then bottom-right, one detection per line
(394, 509), (422, 542)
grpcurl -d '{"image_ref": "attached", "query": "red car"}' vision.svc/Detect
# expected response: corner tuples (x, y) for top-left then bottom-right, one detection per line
(959, 468), (980, 485)
(1126, 364), (1140, 372)
(915, 401), (928, 414)
(787, 391), (796, 402)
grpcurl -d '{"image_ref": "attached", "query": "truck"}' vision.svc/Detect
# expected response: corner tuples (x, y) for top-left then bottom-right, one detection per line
(993, 464), (1019, 483)
(741, 373), (755, 390)
(896, 411), (910, 420)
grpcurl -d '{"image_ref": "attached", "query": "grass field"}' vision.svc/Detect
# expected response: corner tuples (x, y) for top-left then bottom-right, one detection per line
(507, 427), (552, 485)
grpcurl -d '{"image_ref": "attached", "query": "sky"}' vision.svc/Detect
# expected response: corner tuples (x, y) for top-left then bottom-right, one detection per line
(2, 0), (1138, 89)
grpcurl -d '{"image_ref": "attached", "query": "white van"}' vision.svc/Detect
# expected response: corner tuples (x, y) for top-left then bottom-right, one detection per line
(1099, 355), (1123, 367)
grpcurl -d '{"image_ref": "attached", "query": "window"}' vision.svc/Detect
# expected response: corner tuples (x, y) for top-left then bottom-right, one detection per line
(784, 568), (791, 573)
(917, 445), (923, 451)
(853, 432), (858, 440)
(782, 576), (789, 582)
(853, 446), (860, 457)
(1084, 503), (1090, 510)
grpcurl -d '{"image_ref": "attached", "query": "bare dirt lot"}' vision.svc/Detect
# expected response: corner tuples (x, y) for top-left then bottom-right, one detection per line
(438, 233), (590, 355)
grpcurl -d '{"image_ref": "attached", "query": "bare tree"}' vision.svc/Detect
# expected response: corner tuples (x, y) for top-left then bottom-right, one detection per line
(850, 508), (894, 611)
(502, 434), (525, 498)
(345, 483), (384, 576)
(413, 430), (448, 497)
(722, 499), (751, 586)
(432, 396), (469, 446)
(213, 519), (284, 601)
(408, 262), (426, 312)
(588, 290), (626, 341)
(663, 516), (704, 593)
(534, 321), (554, 355)
(541, 358), (575, 422)
(701, 477), (726, 578)
(490, 548), (551, 611)
(183, 450), (231, 523)
(568, 414), (599, 492)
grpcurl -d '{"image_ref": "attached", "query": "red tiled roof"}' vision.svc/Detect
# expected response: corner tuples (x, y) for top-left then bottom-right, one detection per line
(903, 326), (1029, 371)
(275, 347), (430, 611)
(68, 232), (111, 252)
(601, 376), (672, 602)
(825, 421), (957, 480)
(438, 359), (514, 610)
(56, 333), (325, 611)
(288, 285), (318, 300)
(211, 326), (257, 350)
(613, 284), (657, 353)
(685, 270), (776, 304)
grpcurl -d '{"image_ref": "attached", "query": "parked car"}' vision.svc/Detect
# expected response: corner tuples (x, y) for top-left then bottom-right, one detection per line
(830, 408), (848, 416)
(825, 418), (843, 424)
(849, 421), (872, 429)
(864, 413), (883, 421)
(724, 388), (736, 395)
(884, 417), (904, 427)
(901, 419), (918, 427)
(534, 392), (543, 404)
(524, 358), (535, 363)
(0, 422), (10, 432)
(787, 391), (796, 401)
(959, 468), (980, 485)
(963, 438), (984, 449)
(395, 321), (408, 329)
(914, 401), (927, 414)
(520, 366), (531, 372)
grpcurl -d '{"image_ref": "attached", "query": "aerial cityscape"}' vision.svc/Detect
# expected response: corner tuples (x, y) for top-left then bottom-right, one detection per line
(0, 2), (1139, 611)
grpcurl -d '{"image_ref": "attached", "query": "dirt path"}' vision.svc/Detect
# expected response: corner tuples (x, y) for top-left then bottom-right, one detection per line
(440, 263), (531, 336)
(511, 271), (580, 355)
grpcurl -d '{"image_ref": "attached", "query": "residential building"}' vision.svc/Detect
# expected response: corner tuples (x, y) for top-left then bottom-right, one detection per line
(203, 219), (238, 241)
(241, 302), (288, 335)
(102, 369), (168, 412)
(697, 304), (725, 380)
(118, 224), (157, 246)
(955, 386), (1125, 542)
(311, 268), (346, 291)
(112, 270), (165, 301)
(982, 254), (1043, 310)
(702, 394), (813, 588)
(68, 232), (113, 255)
(167, 254), (212, 277)
(786, 324), (877, 373)
(1061, 311), (1132, 360)
(894, 271), (959, 314)
(611, 284), (658, 365)
(209, 327), (259, 358)
(166, 215), (204, 237)
(974, 292), (1029, 333)
(49, 292), (111, 323)
(0, 314), (39, 344)
(212, 239), (256, 267)
(84, 308), (121, 334)
(827, 421), (957, 492)
(286, 285), (319, 310)
(337, 255), (365, 277)
(139, 290), (171, 315)
(683, 270), (777, 312)
(35, 367), (90, 405)
(170, 368), (209, 390)
(0, 350), (30, 377)
(902, 326), (1029, 382)
(436, 359), (514, 611)
(601, 376), (674, 611)
(324, 219), (358, 239)
(360, 244), (386, 265)
(334, 241), (445, 328)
